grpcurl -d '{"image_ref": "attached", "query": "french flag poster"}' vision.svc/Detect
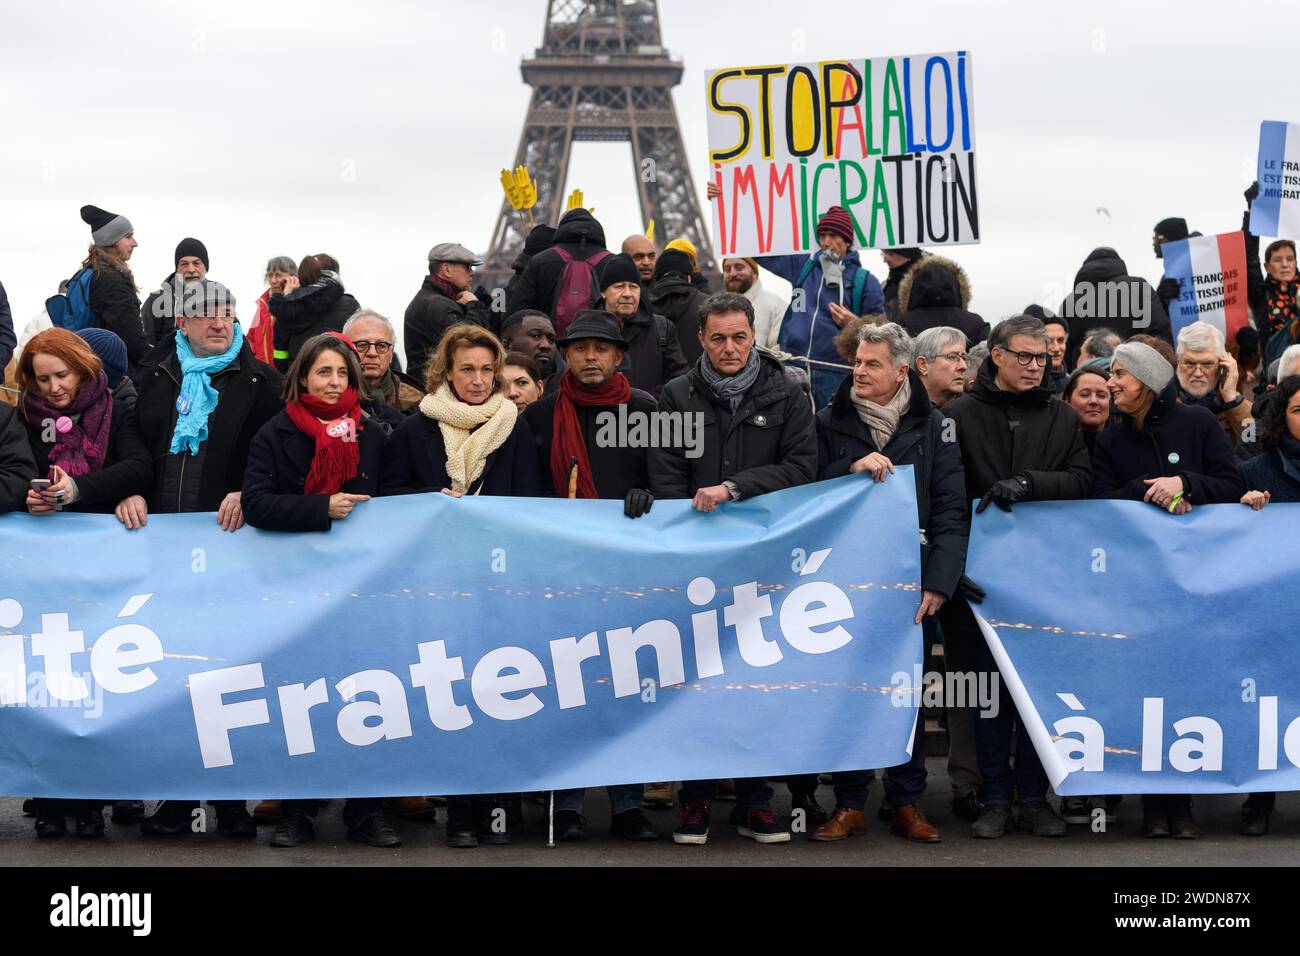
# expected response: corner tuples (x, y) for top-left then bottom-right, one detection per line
(1251, 121), (1300, 239)
(1161, 232), (1249, 341)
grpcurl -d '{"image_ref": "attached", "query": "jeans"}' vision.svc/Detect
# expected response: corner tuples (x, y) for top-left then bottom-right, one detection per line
(554, 784), (643, 817)
(680, 777), (773, 810)
(816, 704), (929, 811)
(809, 366), (850, 410)
(965, 601), (1049, 805)
(937, 603), (982, 795)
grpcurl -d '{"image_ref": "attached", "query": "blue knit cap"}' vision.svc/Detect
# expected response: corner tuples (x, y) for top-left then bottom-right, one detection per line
(77, 327), (128, 387)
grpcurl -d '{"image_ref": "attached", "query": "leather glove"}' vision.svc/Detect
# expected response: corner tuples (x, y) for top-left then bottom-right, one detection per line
(957, 574), (986, 604)
(1245, 179), (1260, 204)
(624, 488), (654, 519)
(976, 475), (1030, 514)
(1156, 276), (1182, 305)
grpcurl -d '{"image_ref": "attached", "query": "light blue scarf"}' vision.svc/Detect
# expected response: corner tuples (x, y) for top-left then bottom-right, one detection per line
(169, 323), (245, 455)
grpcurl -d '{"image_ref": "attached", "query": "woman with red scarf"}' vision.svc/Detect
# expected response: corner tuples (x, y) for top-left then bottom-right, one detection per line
(15, 328), (153, 839)
(240, 332), (396, 850)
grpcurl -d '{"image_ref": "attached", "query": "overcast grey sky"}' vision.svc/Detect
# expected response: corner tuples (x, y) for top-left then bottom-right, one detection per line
(1, 0), (1295, 351)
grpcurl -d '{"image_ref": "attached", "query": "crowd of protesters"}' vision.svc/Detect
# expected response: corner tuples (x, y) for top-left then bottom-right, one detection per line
(0, 182), (1296, 851)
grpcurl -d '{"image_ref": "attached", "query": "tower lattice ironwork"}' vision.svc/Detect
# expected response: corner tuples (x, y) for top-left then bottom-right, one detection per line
(482, 0), (716, 292)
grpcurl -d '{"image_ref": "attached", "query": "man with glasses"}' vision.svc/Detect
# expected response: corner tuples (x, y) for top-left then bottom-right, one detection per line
(1174, 321), (1252, 451)
(343, 308), (422, 417)
(913, 326), (969, 407)
(404, 242), (488, 385)
(126, 278), (282, 839)
(943, 313), (1092, 839)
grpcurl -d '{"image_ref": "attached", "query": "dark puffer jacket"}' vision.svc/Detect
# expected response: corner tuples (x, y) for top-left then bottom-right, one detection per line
(944, 356), (1092, 504)
(648, 271), (708, 364)
(618, 301), (689, 399)
(1092, 378), (1247, 504)
(1059, 248), (1171, 368)
(506, 209), (609, 316)
(897, 256), (989, 346)
(269, 273), (361, 372)
(649, 350), (817, 500)
(817, 369), (968, 597)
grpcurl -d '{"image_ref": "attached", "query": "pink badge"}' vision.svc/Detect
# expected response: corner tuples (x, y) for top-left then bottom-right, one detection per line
(55, 416), (73, 434)
(326, 417), (355, 440)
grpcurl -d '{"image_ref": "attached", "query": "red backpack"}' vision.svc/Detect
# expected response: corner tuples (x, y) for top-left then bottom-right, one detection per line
(551, 247), (611, 337)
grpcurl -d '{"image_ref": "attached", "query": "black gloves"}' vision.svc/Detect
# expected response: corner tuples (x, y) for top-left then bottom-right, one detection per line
(624, 488), (654, 519)
(1156, 276), (1182, 305)
(957, 574), (986, 604)
(1245, 179), (1260, 204)
(976, 475), (1030, 514)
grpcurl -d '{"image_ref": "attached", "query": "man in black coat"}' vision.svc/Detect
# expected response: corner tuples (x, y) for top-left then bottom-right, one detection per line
(403, 242), (489, 385)
(599, 253), (688, 400)
(650, 292), (817, 847)
(648, 249), (708, 365)
(506, 208), (609, 317)
(140, 238), (209, 346)
(126, 280), (280, 839)
(520, 310), (660, 842)
(1059, 247), (1172, 369)
(897, 256), (989, 346)
(811, 323), (968, 844)
(943, 313), (1092, 840)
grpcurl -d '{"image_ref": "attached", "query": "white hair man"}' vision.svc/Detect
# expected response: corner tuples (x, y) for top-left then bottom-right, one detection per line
(913, 326), (969, 407)
(1175, 321), (1251, 449)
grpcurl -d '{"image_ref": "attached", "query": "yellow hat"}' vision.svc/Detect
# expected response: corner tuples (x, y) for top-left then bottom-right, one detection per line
(665, 238), (698, 265)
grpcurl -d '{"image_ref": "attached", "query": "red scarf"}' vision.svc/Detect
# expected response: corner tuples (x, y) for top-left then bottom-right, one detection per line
(285, 387), (363, 495)
(550, 370), (631, 498)
(248, 290), (276, 365)
(430, 274), (461, 300)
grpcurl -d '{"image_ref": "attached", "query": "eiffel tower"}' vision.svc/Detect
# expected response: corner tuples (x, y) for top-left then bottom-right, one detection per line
(481, 0), (716, 293)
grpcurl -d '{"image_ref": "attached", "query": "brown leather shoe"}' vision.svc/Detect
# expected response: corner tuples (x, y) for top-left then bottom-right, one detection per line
(890, 803), (942, 843)
(252, 800), (281, 824)
(809, 807), (866, 842)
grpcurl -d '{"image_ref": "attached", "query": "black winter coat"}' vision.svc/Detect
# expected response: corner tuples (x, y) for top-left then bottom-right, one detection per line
(650, 351), (818, 500)
(402, 277), (489, 386)
(1092, 379), (1246, 504)
(817, 370), (968, 597)
(1238, 443), (1300, 502)
(944, 357), (1092, 503)
(241, 409), (387, 532)
(88, 266), (148, 367)
(0, 403), (35, 511)
(618, 302), (689, 399)
(134, 338), (283, 514)
(648, 272), (707, 364)
(900, 263), (989, 345)
(379, 411), (540, 497)
(0, 281), (15, 380)
(22, 398), (152, 513)
(269, 274), (361, 372)
(522, 385), (657, 498)
(506, 209), (608, 315)
(1059, 248), (1171, 368)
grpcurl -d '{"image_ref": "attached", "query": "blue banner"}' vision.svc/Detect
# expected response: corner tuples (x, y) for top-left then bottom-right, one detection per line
(969, 500), (1300, 795)
(0, 473), (923, 799)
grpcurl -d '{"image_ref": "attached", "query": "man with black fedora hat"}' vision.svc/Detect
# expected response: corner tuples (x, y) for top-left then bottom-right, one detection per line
(77, 203), (149, 369)
(404, 241), (489, 385)
(521, 308), (659, 842)
(598, 252), (686, 399)
(141, 237), (210, 347)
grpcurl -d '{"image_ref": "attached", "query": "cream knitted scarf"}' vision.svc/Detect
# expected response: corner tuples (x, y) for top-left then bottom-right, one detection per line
(418, 383), (518, 494)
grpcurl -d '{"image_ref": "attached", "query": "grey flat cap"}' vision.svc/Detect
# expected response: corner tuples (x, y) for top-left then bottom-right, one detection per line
(427, 242), (482, 266)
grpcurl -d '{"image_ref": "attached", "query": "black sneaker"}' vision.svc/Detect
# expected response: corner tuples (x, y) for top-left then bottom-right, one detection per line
(553, 809), (586, 842)
(269, 808), (316, 848)
(1018, 800), (1067, 837)
(1241, 802), (1271, 837)
(141, 800), (199, 836)
(111, 800), (146, 825)
(348, 813), (402, 848)
(215, 802), (257, 839)
(971, 803), (1013, 839)
(790, 793), (829, 829)
(611, 808), (657, 841)
(738, 807), (791, 844)
(21, 798), (35, 817)
(74, 804), (105, 839)
(1061, 796), (1090, 825)
(673, 800), (711, 845)
(951, 790), (982, 822)
(34, 807), (67, 839)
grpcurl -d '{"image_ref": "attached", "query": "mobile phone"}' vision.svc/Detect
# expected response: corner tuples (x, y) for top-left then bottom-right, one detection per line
(30, 479), (51, 492)
(1217, 363), (1228, 386)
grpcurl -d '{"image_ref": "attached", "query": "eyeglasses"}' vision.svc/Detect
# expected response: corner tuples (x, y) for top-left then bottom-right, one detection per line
(352, 341), (393, 355)
(1000, 348), (1048, 367)
(1179, 359), (1217, 372)
(937, 351), (967, 364)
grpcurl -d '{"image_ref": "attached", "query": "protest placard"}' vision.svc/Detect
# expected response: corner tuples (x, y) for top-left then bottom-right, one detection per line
(1250, 120), (1300, 239)
(1160, 231), (1248, 341)
(705, 52), (979, 259)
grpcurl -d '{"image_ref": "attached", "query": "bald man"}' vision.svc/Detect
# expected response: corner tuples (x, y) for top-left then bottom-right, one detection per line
(622, 234), (657, 288)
